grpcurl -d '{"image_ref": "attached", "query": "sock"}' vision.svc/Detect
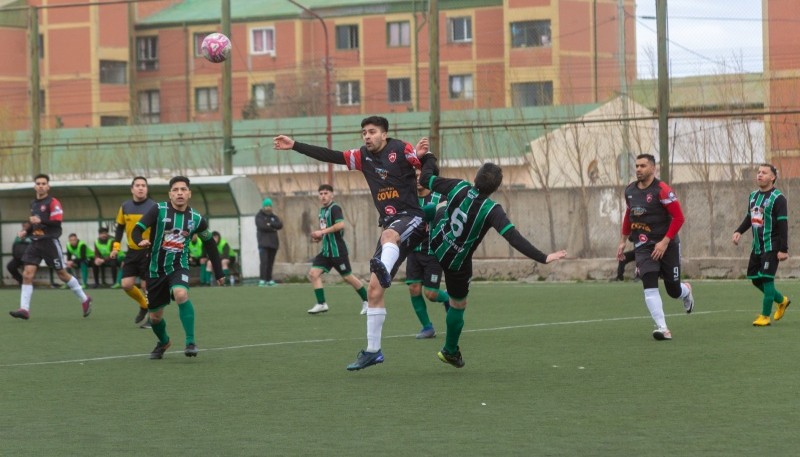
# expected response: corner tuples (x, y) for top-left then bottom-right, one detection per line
(178, 301), (196, 345)
(125, 285), (148, 309)
(115, 268), (123, 285)
(379, 243), (400, 274)
(366, 307), (387, 352)
(80, 264), (88, 284)
(356, 286), (368, 301)
(20, 284), (33, 311)
(151, 318), (169, 344)
(679, 283), (690, 299)
(444, 307), (465, 353)
(200, 269), (210, 285)
(314, 288), (326, 305)
(410, 294), (431, 327)
(223, 269), (229, 278)
(762, 280), (777, 316)
(435, 289), (450, 303)
(67, 276), (88, 301)
(644, 288), (667, 328)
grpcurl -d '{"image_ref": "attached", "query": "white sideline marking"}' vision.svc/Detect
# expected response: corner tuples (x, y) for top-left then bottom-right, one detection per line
(0, 310), (728, 368)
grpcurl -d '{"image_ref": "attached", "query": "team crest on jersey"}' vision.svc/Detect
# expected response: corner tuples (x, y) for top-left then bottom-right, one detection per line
(646, 193), (653, 203)
(384, 205), (397, 216)
(187, 220), (195, 232)
(40, 204), (47, 212)
(375, 167), (389, 180)
(388, 152), (397, 163)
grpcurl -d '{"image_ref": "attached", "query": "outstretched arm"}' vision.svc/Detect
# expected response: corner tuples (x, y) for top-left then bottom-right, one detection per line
(273, 135), (347, 165)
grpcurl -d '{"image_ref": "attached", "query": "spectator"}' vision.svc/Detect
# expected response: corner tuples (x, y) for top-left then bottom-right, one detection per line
(65, 233), (92, 287)
(6, 222), (32, 286)
(256, 197), (283, 286)
(93, 226), (118, 287)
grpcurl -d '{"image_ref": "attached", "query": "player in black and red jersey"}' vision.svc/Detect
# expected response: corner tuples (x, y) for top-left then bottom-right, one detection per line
(273, 116), (428, 371)
(616, 154), (694, 341)
(9, 174), (92, 320)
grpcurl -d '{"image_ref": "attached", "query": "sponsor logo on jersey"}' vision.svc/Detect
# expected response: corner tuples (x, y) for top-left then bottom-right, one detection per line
(388, 152), (397, 163)
(630, 222), (651, 232)
(631, 206), (646, 216)
(375, 167), (389, 180)
(376, 188), (400, 201)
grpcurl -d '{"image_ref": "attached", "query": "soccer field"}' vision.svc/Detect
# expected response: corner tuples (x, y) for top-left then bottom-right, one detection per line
(2, 281), (800, 456)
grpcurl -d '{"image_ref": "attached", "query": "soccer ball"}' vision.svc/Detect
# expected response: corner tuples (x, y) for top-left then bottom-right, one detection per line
(201, 33), (232, 63)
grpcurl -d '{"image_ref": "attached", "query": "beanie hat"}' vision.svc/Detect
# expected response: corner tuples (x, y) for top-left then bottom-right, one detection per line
(262, 197), (273, 207)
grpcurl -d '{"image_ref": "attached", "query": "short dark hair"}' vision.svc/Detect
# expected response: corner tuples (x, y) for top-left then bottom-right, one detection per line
(361, 116), (389, 133)
(68, 233), (77, 238)
(131, 176), (148, 186)
(474, 162), (503, 196)
(98, 226), (109, 234)
(636, 154), (656, 165)
(212, 231), (220, 238)
(34, 173), (50, 183)
(169, 176), (190, 189)
(760, 163), (778, 183)
(318, 184), (334, 192)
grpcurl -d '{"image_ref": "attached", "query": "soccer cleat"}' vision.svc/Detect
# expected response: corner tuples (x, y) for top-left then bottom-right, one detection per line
(111, 283), (122, 289)
(9, 308), (30, 320)
(258, 280), (267, 287)
(308, 303), (329, 314)
(774, 297), (791, 321)
(369, 258), (392, 288)
(267, 280), (277, 286)
(437, 347), (465, 368)
(81, 296), (93, 317)
(149, 340), (172, 359)
(360, 301), (368, 315)
(652, 327), (672, 341)
(416, 325), (436, 339)
(134, 308), (148, 325)
(753, 314), (771, 326)
(346, 349), (384, 371)
(184, 343), (199, 357)
(682, 282), (694, 314)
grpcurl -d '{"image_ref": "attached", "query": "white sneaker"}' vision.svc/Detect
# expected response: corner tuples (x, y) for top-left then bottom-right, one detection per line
(308, 303), (329, 314)
(360, 301), (368, 315)
(682, 282), (694, 314)
(652, 327), (672, 341)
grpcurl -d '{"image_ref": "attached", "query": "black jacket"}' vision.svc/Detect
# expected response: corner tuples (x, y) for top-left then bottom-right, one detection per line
(255, 210), (283, 249)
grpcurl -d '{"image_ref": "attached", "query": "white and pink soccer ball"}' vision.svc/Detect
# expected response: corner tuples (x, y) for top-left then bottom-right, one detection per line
(201, 33), (232, 63)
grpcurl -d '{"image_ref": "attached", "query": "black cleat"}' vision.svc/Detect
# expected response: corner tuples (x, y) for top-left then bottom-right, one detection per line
(9, 308), (30, 320)
(184, 343), (199, 357)
(149, 340), (172, 360)
(134, 308), (148, 325)
(437, 347), (465, 368)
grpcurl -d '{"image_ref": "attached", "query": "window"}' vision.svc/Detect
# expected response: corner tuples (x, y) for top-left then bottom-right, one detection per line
(387, 21), (410, 47)
(194, 32), (213, 57)
(449, 75), (473, 100)
(136, 36), (158, 71)
(252, 83), (275, 108)
(100, 116), (128, 126)
(100, 60), (127, 84)
(38, 34), (44, 59)
(39, 90), (45, 114)
(448, 17), (472, 43)
(336, 25), (359, 50)
(511, 82), (553, 107)
(337, 81), (360, 106)
(195, 87), (219, 112)
(138, 90), (160, 124)
(251, 28), (276, 55)
(511, 20), (552, 48)
(388, 78), (411, 103)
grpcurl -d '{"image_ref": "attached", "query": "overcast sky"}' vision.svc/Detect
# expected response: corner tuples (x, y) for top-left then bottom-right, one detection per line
(635, 0), (763, 78)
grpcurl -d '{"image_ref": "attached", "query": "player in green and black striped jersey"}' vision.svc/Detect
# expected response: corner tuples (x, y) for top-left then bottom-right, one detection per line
(405, 168), (450, 338)
(732, 163), (791, 326)
(419, 156), (567, 368)
(306, 184), (369, 315)
(131, 176), (224, 360)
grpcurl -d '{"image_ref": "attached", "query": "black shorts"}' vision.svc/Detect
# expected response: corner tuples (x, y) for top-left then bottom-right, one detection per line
(635, 240), (681, 284)
(442, 263), (472, 300)
(311, 253), (352, 276)
(405, 251), (444, 289)
(146, 268), (190, 309)
(22, 238), (66, 270)
(374, 214), (427, 277)
(122, 249), (150, 280)
(747, 251), (780, 279)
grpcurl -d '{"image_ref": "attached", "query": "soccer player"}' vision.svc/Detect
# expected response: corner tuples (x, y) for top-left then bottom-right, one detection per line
(616, 154), (695, 341)
(110, 176), (157, 327)
(273, 116), (428, 371)
(418, 156), (567, 367)
(131, 176), (224, 359)
(306, 184), (369, 315)
(732, 163), (790, 326)
(93, 226), (118, 287)
(9, 174), (92, 320)
(406, 168), (450, 339)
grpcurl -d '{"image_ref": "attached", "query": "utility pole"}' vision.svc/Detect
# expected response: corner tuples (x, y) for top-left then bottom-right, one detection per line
(128, 2), (136, 125)
(29, 5), (41, 176)
(222, 0), (234, 175)
(428, 0), (440, 155)
(656, 0), (670, 183)
(618, 0), (631, 181)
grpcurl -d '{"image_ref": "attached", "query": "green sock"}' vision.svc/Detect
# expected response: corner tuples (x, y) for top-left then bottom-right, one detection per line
(115, 268), (123, 284)
(178, 300), (196, 345)
(435, 289), (450, 303)
(202, 269), (211, 284)
(314, 288), (326, 304)
(762, 280), (777, 316)
(80, 264), (88, 284)
(151, 318), (169, 345)
(410, 294), (431, 327)
(444, 307), (465, 353)
(356, 286), (368, 301)
(223, 269), (229, 278)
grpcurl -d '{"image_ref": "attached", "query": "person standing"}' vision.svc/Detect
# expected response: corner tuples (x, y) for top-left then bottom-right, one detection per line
(110, 176), (157, 327)
(406, 169), (450, 339)
(6, 222), (32, 286)
(256, 197), (282, 286)
(732, 163), (790, 326)
(616, 154), (695, 341)
(9, 174), (92, 320)
(419, 156), (567, 367)
(306, 184), (369, 315)
(131, 176), (224, 359)
(274, 116), (428, 371)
